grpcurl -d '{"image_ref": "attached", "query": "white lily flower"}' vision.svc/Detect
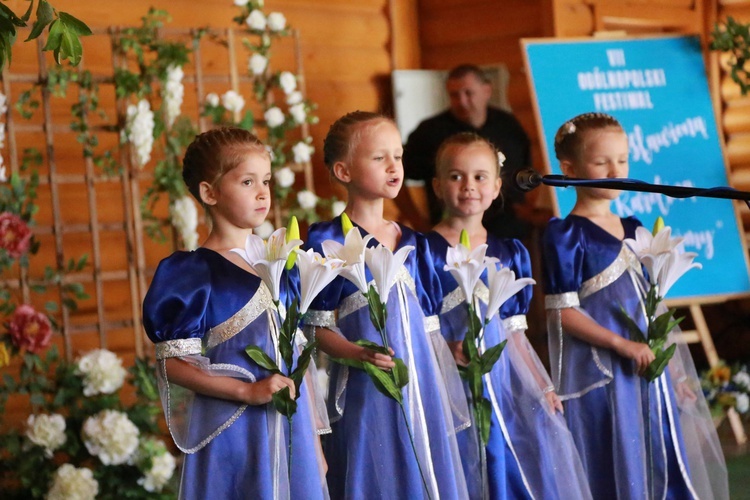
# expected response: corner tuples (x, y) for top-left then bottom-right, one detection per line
(294, 248), (344, 314)
(322, 227), (375, 294)
(443, 242), (489, 306)
(625, 226), (683, 262)
(364, 244), (414, 305)
(484, 263), (536, 322)
(645, 249), (701, 298)
(230, 228), (302, 302)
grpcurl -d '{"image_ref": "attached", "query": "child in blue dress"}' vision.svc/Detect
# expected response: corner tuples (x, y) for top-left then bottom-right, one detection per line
(302, 111), (469, 499)
(142, 128), (329, 500)
(542, 113), (728, 499)
(427, 132), (591, 500)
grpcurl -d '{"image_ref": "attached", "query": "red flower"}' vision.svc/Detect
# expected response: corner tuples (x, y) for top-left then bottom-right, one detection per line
(8, 304), (52, 354)
(0, 212), (33, 259)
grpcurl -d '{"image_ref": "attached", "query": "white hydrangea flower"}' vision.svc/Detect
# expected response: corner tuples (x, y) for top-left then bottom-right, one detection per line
(0, 122), (5, 148)
(248, 53), (268, 76)
(733, 370), (750, 389)
(267, 12), (287, 32)
(205, 92), (220, 107)
(292, 141), (313, 163)
(26, 413), (66, 457)
(289, 103), (306, 124)
(0, 162), (6, 183)
(245, 9), (266, 30)
(274, 166), (296, 188)
(332, 200), (346, 217)
(736, 392), (749, 414)
(278, 71), (297, 94)
(264, 107), (285, 128)
(82, 410), (140, 465)
(163, 64), (184, 128)
(126, 99), (155, 168)
(48, 464), (99, 500)
(233, 0), (249, 5)
(0, 91), (7, 115)
(75, 348), (127, 396)
(254, 220), (275, 239)
(297, 190), (318, 210)
(221, 90), (246, 114)
(286, 91), (303, 105)
(136, 439), (176, 493)
(170, 196), (199, 250)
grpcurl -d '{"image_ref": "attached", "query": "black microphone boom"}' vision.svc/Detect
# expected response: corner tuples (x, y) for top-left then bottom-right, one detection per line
(513, 168), (750, 205)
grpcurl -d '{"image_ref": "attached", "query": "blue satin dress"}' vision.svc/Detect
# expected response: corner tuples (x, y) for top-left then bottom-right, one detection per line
(428, 232), (591, 500)
(143, 248), (327, 500)
(303, 217), (468, 500)
(542, 215), (695, 500)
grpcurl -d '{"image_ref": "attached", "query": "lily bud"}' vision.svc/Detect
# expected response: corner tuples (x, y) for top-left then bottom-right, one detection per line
(285, 216), (300, 270)
(459, 229), (471, 250)
(341, 211), (354, 235)
(652, 216), (665, 236)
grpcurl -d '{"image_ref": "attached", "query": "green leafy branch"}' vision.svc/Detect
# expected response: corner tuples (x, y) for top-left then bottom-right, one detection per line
(711, 16), (750, 95)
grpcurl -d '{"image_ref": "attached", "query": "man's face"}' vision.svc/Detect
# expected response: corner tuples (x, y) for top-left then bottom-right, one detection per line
(446, 73), (492, 126)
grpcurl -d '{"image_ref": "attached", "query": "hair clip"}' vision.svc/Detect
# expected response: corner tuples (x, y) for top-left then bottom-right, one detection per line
(497, 151), (506, 167)
(265, 145), (276, 161)
(563, 122), (576, 135)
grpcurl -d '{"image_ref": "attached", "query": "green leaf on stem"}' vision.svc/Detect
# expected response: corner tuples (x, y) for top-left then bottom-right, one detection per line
(480, 340), (507, 375)
(643, 343), (677, 382)
(392, 357), (409, 389)
(366, 285), (387, 334)
(363, 361), (403, 404)
(329, 356), (364, 370)
(245, 345), (281, 374)
(619, 305), (646, 344)
(475, 397), (492, 445)
(290, 339), (318, 397)
(354, 339), (390, 356)
(26, 1), (54, 41)
(272, 386), (297, 418)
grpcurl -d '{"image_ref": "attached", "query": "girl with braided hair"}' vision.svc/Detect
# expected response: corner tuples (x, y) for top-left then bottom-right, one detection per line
(542, 113), (727, 499)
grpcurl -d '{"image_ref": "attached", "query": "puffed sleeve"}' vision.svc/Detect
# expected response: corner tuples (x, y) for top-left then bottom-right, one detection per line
(143, 251), (211, 355)
(412, 230), (444, 318)
(499, 238), (533, 319)
(542, 217), (585, 297)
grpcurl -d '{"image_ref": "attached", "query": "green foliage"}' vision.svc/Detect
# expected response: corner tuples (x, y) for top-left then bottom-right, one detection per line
(711, 17), (750, 95)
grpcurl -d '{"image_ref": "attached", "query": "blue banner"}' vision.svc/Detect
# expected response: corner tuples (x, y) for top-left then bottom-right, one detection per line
(523, 35), (750, 300)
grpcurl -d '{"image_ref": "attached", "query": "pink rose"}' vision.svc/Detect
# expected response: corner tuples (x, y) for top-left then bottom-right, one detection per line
(8, 304), (52, 354)
(0, 212), (32, 259)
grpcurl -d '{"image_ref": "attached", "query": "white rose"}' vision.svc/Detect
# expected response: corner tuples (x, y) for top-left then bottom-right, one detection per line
(286, 91), (303, 105)
(254, 220), (275, 239)
(292, 141), (313, 163)
(170, 196), (199, 250)
(205, 92), (220, 107)
(245, 10), (266, 31)
(82, 410), (140, 465)
(274, 166), (296, 188)
(289, 103), (306, 124)
(497, 151), (506, 167)
(736, 393), (750, 414)
(233, 0), (249, 5)
(267, 12), (287, 32)
(278, 71), (296, 94)
(297, 190), (318, 210)
(264, 107), (285, 128)
(48, 464), (99, 500)
(733, 371), (750, 389)
(26, 413), (66, 457)
(75, 349), (127, 396)
(221, 90), (246, 114)
(332, 200), (346, 217)
(248, 53), (268, 76)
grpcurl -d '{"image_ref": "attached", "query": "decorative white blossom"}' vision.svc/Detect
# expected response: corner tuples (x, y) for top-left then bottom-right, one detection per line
(297, 189), (318, 210)
(733, 370), (750, 389)
(278, 71), (297, 94)
(245, 9), (266, 30)
(0, 91), (7, 115)
(231, 228), (302, 302)
(497, 150), (506, 167)
(444, 242), (489, 305)
(221, 90), (245, 114)
(289, 102), (307, 124)
(736, 392), (749, 413)
(0, 122), (5, 149)
(25, 413), (66, 457)
(286, 91), (303, 105)
(47, 464), (99, 500)
(75, 349), (127, 396)
(136, 439), (176, 493)
(82, 410), (140, 465)
(274, 166), (295, 188)
(248, 53), (268, 76)
(365, 244), (414, 305)
(163, 64), (184, 128)
(292, 141), (313, 163)
(322, 227), (375, 294)
(0, 162), (6, 183)
(294, 248), (344, 314)
(126, 99), (155, 168)
(332, 200), (346, 217)
(267, 12), (287, 31)
(264, 106), (285, 128)
(205, 92), (220, 107)
(233, 0), (250, 5)
(484, 263), (535, 322)
(170, 196), (199, 250)
(254, 220), (275, 240)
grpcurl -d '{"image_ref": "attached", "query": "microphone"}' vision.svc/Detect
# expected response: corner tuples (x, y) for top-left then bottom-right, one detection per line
(513, 168), (544, 192)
